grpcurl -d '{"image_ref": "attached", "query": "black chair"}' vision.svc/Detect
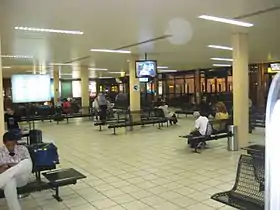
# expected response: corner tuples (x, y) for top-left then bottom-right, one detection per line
(211, 154), (264, 210)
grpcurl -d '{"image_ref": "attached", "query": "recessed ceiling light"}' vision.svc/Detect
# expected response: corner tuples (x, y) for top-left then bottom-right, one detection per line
(90, 49), (131, 54)
(1, 55), (33, 59)
(88, 68), (108, 71)
(2, 66), (11, 69)
(157, 66), (169, 69)
(213, 64), (232, 67)
(15, 26), (83, 35)
(198, 15), (254, 27)
(211, 58), (233, 62)
(208, 45), (233, 51)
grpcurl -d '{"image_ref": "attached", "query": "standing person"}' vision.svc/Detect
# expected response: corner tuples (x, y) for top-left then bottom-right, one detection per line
(0, 132), (32, 210)
(92, 97), (100, 120)
(98, 93), (108, 123)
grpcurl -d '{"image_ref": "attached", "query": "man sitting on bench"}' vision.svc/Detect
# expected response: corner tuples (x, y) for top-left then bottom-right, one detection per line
(0, 132), (32, 210)
(188, 111), (209, 148)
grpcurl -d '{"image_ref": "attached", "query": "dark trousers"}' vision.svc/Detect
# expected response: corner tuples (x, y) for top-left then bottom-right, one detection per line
(99, 105), (107, 122)
(188, 130), (202, 148)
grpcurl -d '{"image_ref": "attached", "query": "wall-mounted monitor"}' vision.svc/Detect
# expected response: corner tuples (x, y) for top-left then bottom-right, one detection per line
(11, 74), (51, 103)
(270, 63), (280, 71)
(135, 60), (157, 78)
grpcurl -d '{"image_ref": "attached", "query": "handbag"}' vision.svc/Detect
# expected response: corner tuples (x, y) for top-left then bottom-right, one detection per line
(27, 143), (59, 168)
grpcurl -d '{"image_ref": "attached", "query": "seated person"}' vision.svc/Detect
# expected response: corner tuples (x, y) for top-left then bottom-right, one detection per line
(190, 111), (209, 136)
(158, 103), (178, 125)
(188, 111), (210, 148)
(0, 132), (32, 210)
(4, 108), (22, 140)
(212, 102), (229, 133)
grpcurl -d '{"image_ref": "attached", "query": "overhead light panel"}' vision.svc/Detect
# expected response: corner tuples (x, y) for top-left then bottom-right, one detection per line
(90, 49), (131, 54)
(109, 72), (124, 74)
(1, 55), (33, 59)
(198, 15), (254, 27)
(99, 77), (113, 79)
(2, 66), (11, 69)
(208, 45), (233, 51)
(50, 63), (77, 66)
(158, 70), (178, 73)
(157, 66), (169, 69)
(211, 58), (233, 62)
(88, 68), (108, 71)
(213, 64), (232, 67)
(15, 26), (83, 35)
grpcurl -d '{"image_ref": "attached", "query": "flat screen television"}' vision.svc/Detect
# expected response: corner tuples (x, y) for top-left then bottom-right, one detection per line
(11, 74), (51, 103)
(270, 63), (280, 71)
(135, 60), (157, 78)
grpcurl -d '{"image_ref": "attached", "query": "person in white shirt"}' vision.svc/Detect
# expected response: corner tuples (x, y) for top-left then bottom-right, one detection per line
(158, 103), (178, 125)
(0, 132), (32, 210)
(190, 111), (209, 136)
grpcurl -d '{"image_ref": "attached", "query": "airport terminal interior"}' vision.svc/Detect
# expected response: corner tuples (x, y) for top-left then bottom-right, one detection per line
(0, 0), (279, 209)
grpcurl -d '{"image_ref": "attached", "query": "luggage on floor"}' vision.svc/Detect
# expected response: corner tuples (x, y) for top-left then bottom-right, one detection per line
(53, 113), (65, 121)
(29, 129), (43, 144)
(27, 143), (59, 168)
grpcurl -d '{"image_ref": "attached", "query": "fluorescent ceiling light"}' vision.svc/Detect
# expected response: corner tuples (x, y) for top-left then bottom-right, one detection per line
(15, 26), (83, 35)
(213, 64), (232, 67)
(198, 15), (254, 27)
(158, 70), (178, 73)
(211, 57), (233, 62)
(1, 55), (33, 59)
(88, 68), (108, 71)
(90, 49), (131, 54)
(109, 72), (124, 74)
(2, 66), (11, 69)
(99, 77), (113, 79)
(50, 63), (78, 66)
(157, 66), (169, 69)
(208, 45), (233, 51)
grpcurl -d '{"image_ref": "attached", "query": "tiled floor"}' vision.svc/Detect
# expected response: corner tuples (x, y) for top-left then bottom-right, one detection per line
(0, 117), (264, 210)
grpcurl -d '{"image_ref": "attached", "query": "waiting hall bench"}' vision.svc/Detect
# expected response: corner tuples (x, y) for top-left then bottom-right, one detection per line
(0, 168), (86, 202)
(211, 154), (264, 210)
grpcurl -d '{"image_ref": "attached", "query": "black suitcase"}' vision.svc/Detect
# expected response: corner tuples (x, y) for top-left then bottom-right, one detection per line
(29, 129), (43, 145)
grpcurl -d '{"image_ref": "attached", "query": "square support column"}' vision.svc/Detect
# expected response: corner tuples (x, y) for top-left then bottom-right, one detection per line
(232, 33), (249, 148)
(129, 56), (141, 121)
(53, 67), (60, 105)
(0, 37), (5, 144)
(81, 67), (89, 107)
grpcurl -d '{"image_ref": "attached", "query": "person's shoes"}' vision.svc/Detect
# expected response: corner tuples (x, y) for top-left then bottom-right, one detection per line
(18, 193), (30, 199)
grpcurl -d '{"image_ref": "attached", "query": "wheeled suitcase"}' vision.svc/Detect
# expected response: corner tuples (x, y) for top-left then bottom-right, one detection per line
(27, 143), (59, 169)
(29, 129), (43, 144)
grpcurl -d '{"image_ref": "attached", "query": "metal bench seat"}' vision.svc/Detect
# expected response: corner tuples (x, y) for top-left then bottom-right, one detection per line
(211, 155), (264, 210)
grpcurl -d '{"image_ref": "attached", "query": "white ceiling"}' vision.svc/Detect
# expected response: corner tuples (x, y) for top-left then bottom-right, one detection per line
(0, 0), (280, 78)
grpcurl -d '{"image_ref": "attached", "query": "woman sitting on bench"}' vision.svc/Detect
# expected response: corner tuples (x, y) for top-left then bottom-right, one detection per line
(0, 132), (32, 210)
(212, 102), (229, 133)
(158, 102), (178, 125)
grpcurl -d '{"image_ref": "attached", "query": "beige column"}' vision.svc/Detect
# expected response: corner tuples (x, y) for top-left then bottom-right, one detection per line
(194, 70), (201, 104)
(232, 33), (249, 148)
(81, 67), (89, 107)
(0, 37), (5, 142)
(53, 67), (60, 105)
(129, 56), (140, 121)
